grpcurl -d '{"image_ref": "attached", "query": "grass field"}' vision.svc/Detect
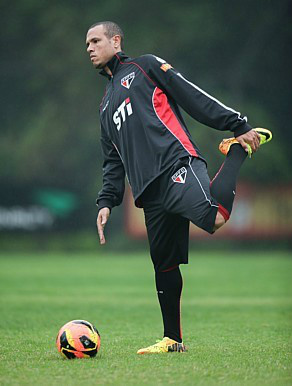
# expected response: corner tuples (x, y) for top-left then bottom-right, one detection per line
(0, 251), (291, 386)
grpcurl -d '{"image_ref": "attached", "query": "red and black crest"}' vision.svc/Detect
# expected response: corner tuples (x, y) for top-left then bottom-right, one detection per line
(121, 72), (135, 89)
(171, 167), (187, 184)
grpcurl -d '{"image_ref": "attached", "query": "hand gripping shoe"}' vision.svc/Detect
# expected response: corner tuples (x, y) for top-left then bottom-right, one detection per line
(219, 128), (272, 158)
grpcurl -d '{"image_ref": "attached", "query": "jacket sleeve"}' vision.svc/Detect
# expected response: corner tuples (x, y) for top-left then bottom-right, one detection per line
(144, 55), (252, 137)
(96, 124), (125, 212)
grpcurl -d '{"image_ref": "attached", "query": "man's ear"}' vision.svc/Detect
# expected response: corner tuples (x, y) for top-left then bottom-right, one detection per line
(112, 34), (121, 49)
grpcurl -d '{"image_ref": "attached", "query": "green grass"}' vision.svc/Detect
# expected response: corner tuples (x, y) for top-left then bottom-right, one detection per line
(0, 251), (291, 386)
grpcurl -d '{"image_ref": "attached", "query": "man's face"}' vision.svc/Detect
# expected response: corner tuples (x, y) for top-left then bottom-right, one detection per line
(86, 25), (117, 69)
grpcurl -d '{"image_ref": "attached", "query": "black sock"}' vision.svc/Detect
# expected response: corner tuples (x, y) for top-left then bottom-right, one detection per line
(210, 144), (247, 217)
(155, 266), (183, 343)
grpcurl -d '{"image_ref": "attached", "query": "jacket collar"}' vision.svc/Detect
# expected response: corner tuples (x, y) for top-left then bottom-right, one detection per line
(99, 51), (130, 80)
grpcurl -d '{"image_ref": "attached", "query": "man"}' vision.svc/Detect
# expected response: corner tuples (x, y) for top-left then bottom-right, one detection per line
(86, 21), (272, 354)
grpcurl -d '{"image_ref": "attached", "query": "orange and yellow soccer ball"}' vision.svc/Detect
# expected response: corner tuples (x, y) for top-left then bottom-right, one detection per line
(56, 320), (101, 359)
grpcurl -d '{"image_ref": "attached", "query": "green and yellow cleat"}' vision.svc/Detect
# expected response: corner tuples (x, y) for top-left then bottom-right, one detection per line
(137, 337), (186, 354)
(219, 128), (272, 158)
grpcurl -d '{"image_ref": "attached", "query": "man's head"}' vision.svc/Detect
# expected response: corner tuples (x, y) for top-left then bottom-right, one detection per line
(86, 21), (124, 69)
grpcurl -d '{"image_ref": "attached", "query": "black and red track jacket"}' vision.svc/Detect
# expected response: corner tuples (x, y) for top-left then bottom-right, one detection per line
(97, 51), (252, 210)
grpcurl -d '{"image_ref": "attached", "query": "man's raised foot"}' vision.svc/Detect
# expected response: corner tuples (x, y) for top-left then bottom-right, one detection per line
(219, 128), (273, 158)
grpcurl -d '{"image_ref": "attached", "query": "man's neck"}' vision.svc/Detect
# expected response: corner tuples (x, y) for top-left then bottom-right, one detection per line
(104, 66), (112, 77)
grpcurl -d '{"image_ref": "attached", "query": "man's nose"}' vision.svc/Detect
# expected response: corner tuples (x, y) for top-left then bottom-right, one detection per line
(87, 44), (93, 53)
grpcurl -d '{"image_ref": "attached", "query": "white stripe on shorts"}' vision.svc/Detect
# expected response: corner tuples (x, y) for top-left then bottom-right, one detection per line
(188, 157), (218, 209)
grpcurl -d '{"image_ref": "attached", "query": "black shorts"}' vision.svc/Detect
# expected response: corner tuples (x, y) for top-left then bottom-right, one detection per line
(140, 157), (218, 272)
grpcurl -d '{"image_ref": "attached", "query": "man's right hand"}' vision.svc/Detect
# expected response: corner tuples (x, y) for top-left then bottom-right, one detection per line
(235, 129), (261, 153)
(97, 207), (111, 245)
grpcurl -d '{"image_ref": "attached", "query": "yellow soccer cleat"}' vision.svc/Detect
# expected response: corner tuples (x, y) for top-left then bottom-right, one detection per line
(219, 128), (273, 158)
(137, 337), (186, 354)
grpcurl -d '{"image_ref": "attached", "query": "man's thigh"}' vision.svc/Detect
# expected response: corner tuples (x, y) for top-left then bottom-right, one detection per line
(141, 181), (189, 272)
(144, 206), (190, 272)
(163, 157), (218, 234)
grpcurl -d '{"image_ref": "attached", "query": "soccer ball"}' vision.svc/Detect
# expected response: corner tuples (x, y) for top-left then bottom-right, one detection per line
(56, 319), (101, 359)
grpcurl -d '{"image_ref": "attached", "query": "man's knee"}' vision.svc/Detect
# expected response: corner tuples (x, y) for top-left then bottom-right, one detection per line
(213, 211), (226, 232)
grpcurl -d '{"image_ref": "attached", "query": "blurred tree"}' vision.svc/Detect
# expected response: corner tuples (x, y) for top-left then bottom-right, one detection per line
(0, 0), (291, 218)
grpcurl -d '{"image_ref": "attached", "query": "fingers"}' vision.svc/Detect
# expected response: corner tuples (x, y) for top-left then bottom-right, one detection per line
(97, 209), (109, 245)
(97, 213), (105, 245)
(236, 130), (261, 153)
(249, 131), (260, 153)
(255, 132), (260, 149)
(237, 137), (249, 153)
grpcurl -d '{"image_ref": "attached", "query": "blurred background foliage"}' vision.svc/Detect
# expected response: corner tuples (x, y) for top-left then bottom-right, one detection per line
(0, 0), (291, 244)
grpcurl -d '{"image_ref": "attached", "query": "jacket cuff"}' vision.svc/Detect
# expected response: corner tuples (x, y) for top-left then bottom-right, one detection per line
(232, 122), (252, 137)
(96, 199), (113, 213)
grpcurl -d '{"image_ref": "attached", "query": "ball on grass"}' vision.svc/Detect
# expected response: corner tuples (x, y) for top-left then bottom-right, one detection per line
(56, 319), (100, 359)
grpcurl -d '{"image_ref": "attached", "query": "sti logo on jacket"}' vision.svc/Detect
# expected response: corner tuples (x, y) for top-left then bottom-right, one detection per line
(113, 98), (133, 131)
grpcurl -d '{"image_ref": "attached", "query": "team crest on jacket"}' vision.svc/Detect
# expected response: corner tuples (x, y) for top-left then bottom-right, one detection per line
(121, 72), (135, 89)
(172, 167), (187, 184)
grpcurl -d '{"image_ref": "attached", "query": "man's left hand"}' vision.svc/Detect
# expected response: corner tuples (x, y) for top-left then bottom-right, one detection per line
(235, 129), (261, 153)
